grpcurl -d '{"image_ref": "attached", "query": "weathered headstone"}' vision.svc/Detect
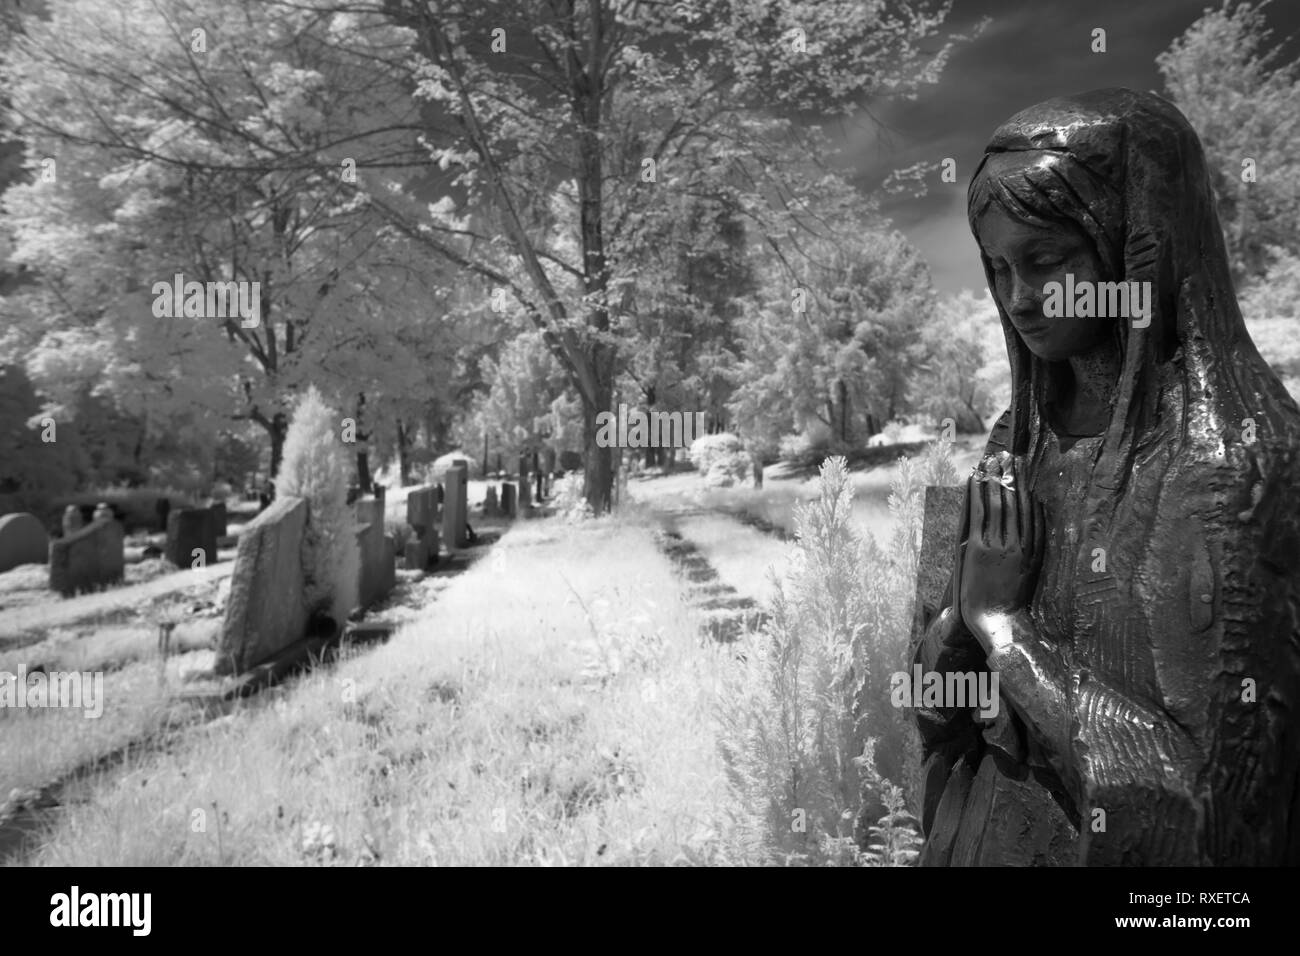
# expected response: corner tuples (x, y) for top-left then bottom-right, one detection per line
(909, 486), (964, 652)
(484, 485), (499, 517)
(403, 484), (439, 570)
(442, 463), (469, 549)
(0, 512), (49, 572)
(62, 505), (84, 537)
(215, 496), (309, 675)
(49, 516), (124, 596)
(209, 501), (227, 538)
(355, 497), (396, 607)
(500, 481), (516, 518)
(165, 507), (218, 568)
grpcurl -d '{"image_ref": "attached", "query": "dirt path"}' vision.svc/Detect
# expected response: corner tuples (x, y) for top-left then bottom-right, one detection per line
(0, 562), (234, 641)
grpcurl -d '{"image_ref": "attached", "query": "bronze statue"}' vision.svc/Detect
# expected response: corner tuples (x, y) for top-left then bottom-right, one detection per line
(912, 88), (1300, 865)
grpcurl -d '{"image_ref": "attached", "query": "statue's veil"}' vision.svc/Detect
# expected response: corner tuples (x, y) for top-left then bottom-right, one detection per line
(963, 88), (1300, 863)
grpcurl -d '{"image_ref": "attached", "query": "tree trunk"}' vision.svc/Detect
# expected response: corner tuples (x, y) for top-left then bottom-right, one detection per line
(268, 412), (287, 496)
(357, 451), (372, 494)
(583, 382), (614, 515)
(396, 418), (412, 487)
(838, 379), (849, 443)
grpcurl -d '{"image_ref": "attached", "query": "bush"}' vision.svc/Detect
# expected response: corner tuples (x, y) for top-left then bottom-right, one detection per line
(689, 432), (752, 488)
(551, 472), (593, 522)
(718, 441), (958, 864)
(275, 387), (360, 630)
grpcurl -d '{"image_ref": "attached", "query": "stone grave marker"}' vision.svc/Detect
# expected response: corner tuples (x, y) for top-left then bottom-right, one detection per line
(215, 496), (309, 675)
(442, 463), (469, 549)
(165, 507), (218, 568)
(0, 512), (49, 572)
(49, 515), (124, 596)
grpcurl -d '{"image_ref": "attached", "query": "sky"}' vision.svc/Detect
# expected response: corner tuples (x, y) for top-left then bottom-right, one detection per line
(851, 0), (1300, 295)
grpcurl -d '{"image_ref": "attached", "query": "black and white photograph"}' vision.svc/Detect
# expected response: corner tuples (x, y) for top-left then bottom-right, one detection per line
(0, 0), (1298, 919)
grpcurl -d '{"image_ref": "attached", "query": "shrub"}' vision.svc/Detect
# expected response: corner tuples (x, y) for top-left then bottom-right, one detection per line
(275, 387), (361, 629)
(689, 432), (752, 488)
(718, 441), (958, 864)
(551, 472), (593, 522)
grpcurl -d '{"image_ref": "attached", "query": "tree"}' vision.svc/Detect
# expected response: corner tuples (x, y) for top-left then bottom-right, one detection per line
(1, 0), (434, 484)
(729, 227), (935, 453)
(915, 288), (1006, 434)
(364, 0), (967, 511)
(1157, 0), (1300, 284)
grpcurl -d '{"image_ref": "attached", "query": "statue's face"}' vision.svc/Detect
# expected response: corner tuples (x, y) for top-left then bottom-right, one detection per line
(975, 204), (1112, 362)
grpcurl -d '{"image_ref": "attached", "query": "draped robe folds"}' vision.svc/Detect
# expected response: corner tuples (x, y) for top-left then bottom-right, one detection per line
(911, 88), (1300, 866)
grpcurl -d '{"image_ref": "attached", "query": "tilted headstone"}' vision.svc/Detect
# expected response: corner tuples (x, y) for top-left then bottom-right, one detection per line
(49, 516), (123, 596)
(0, 512), (49, 572)
(165, 507), (218, 568)
(215, 496), (309, 675)
(442, 463), (469, 550)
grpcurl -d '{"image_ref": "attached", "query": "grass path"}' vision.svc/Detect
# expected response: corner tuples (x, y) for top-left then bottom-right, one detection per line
(14, 514), (747, 866)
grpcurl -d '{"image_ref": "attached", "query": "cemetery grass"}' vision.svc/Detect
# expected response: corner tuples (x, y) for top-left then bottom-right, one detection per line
(17, 515), (749, 866)
(0, 619), (218, 801)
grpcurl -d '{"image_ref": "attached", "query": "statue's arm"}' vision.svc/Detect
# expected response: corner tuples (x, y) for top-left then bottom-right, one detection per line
(979, 609), (1204, 863)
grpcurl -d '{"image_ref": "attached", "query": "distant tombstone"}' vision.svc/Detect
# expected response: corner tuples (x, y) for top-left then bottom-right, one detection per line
(442, 463), (469, 550)
(156, 496), (171, 533)
(165, 507), (218, 568)
(49, 516), (124, 596)
(354, 497), (396, 607)
(62, 505), (85, 537)
(209, 501), (227, 538)
(518, 454), (532, 508)
(0, 512), (49, 572)
(484, 485), (499, 517)
(215, 496), (309, 675)
(406, 485), (436, 534)
(752, 454), (764, 488)
(500, 482), (516, 518)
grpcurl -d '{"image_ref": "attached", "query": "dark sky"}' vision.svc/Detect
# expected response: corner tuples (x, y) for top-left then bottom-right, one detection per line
(853, 0), (1300, 294)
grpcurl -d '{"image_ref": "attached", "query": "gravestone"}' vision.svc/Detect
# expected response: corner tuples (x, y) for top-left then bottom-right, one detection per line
(49, 516), (124, 596)
(484, 485), (499, 517)
(518, 454), (532, 509)
(442, 463), (468, 550)
(215, 496), (309, 675)
(62, 505), (84, 537)
(355, 497), (396, 607)
(404, 484), (439, 570)
(155, 496), (171, 533)
(210, 501), (227, 538)
(500, 481), (516, 518)
(0, 512), (48, 572)
(165, 507), (218, 568)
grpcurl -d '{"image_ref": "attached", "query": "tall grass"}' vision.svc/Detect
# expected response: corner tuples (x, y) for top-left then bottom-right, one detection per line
(718, 442), (959, 865)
